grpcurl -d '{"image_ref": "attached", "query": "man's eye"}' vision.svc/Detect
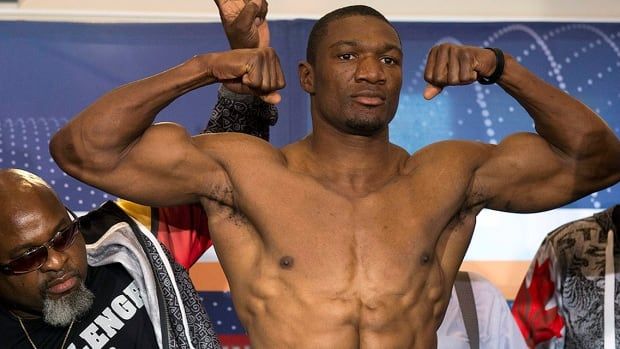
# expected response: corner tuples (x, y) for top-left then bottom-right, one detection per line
(338, 53), (355, 60)
(21, 247), (39, 256)
(381, 57), (397, 65)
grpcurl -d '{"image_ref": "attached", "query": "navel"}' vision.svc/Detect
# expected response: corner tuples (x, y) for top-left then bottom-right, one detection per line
(420, 253), (430, 265)
(279, 256), (295, 269)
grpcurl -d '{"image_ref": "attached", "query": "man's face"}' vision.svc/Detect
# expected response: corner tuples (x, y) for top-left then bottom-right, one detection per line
(307, 15), (403, 136)
(0, 194), (88, 320)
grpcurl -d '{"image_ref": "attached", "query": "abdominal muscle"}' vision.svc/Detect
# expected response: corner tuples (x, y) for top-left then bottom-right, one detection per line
(202, 164), (473, 349)
(229, 254), (449, 349)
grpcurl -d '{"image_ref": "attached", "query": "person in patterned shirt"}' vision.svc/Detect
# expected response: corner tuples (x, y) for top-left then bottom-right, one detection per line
(513, 205), (620, 348)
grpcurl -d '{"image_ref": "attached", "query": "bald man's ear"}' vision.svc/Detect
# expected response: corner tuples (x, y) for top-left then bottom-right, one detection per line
(298, 61), (315, 95)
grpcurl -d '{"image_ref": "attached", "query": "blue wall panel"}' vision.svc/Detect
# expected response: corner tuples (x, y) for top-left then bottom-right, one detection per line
(0, 20), (618, 210)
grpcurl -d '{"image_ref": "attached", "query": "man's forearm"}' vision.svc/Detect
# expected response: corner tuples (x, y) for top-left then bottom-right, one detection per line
(498, 54), (619, 161)
(204, 86), (278, 141)
(51, 54), (216, 169)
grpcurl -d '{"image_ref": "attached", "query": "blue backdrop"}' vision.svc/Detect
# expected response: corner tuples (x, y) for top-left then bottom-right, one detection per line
(0, 20), (618, 211)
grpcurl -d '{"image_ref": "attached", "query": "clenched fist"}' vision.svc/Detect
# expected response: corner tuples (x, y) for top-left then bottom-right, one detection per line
(204, 47), (285, 104)
(423, 44), (498, 100)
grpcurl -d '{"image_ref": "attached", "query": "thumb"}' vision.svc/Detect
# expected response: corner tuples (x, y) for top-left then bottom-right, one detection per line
(251, 0), (267, 20)
(423, 84), (443, 100)
(259, 91), (282, 105)
(234, 1), (262, 30)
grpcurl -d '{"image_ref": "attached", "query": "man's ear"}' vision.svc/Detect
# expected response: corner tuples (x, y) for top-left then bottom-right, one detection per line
(298, 61), (315, 95)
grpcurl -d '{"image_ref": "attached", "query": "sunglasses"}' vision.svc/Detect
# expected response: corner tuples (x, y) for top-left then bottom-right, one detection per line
(0, 209), (80, 275)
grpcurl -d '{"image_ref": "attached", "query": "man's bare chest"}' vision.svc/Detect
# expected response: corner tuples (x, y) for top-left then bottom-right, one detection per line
(210, 175), (467, 264)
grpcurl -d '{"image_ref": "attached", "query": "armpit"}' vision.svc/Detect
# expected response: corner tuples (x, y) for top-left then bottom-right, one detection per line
(204, 181), (235, 208)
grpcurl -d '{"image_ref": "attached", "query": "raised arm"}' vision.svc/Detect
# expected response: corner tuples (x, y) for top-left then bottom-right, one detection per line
(424, 44), (620, 212)
(50, 48), (285, 207)
(117, 0), (279, 268)
(206, 0), (277, 140)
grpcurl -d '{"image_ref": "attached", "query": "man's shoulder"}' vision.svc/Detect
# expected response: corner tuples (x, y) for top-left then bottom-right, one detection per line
(193, 130), (269, 145)
(412, 140), (489, 159)
(193, 131), (287, 169)
(404, 140), (491, 171)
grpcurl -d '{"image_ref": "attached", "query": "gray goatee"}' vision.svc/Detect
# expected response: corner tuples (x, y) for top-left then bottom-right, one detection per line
(42, 280), (94, 327)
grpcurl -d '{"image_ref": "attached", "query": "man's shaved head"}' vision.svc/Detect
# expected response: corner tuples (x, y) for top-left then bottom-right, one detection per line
(0, 169), (90, 325)
(306, 5), (397, 65)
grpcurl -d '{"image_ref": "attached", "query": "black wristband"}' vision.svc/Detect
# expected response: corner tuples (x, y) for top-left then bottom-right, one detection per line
(477, 47), (505, 85)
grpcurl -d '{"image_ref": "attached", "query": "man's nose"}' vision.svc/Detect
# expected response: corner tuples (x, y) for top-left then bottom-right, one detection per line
(39, 247), (68, 273)
(354, 57), (386, 84)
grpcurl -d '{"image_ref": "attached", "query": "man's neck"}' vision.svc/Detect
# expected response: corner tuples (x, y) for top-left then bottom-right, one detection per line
(300, 124), (405, 196)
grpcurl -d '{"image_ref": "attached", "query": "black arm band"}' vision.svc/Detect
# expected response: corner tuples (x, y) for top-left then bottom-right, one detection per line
(203, 86), (278, 141)
(477, 47), (505, 85)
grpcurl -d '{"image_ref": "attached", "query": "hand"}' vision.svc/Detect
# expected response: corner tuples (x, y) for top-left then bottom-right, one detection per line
(214, 0), (269, 49)
(207, 47), (285, 104)
(423, 44), (497, 100)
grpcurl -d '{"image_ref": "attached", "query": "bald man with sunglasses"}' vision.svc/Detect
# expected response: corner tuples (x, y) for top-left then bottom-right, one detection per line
(0, 171), (89, 329)
(0, 169), (221, 349)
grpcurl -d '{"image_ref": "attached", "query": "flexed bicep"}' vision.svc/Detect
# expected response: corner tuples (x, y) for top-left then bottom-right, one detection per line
(472, 132), (592, 212)
(53, 121), (225, 207)
(51, 48), (285, 207)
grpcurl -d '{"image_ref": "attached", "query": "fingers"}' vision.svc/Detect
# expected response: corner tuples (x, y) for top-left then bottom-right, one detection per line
(269, 49), (285, 92)
(219, 47), (282, 103)
(250, 0), (270, 48)
(215, 0), (269, 49)
(244, 48), (285, 102)
(213, 0), (229, 17)
(423, 47), (438, 88)
(423, 46), (448, 99)
(209, 46), (283, 103)
(423, 44), (479, 98)
(447, 46), (461, 84)
(251, 0), (268, 22)
(235, 0), (264, 31)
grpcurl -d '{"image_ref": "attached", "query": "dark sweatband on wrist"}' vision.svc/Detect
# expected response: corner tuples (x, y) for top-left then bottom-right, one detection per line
(477, 47), (505, 85)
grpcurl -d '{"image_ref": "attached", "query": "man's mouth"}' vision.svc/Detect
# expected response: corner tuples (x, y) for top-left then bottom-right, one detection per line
(351, 91), (386, 106)
(46, 273), (79, 297)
